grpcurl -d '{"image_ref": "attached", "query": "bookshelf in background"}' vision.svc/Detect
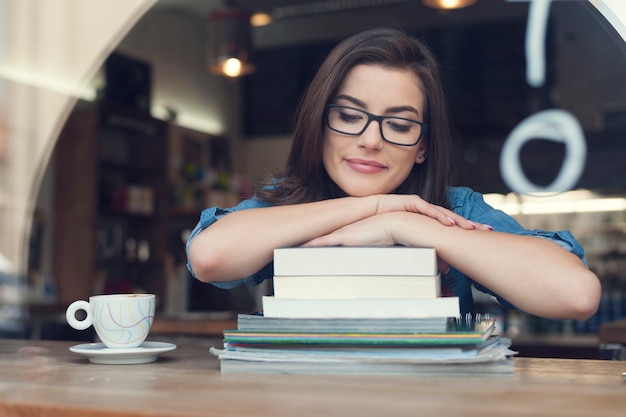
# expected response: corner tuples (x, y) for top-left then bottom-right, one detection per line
(52, 101), (256, 315)
(166, 125), (237, 219)
(97, 101), (168, 301)
(53, 100), (168, 306)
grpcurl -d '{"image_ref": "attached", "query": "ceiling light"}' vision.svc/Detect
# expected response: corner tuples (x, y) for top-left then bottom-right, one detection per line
(207, 7), (255, 77)
(250, 12), (272, 27)
(422, 0), (477, 10)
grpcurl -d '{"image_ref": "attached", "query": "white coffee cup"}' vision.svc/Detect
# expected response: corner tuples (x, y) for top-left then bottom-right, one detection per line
(66, 293), (155, 349)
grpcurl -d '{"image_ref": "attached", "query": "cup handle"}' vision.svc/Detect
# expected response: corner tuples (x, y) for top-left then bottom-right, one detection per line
(65, 300), (92, 330)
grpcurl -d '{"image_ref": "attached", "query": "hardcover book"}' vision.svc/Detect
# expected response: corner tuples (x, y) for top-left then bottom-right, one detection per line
(273, 246), (438, 277)
(272, 274), (441, 299)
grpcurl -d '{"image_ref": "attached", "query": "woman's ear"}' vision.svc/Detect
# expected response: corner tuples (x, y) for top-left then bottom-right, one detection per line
(415, 144), (428, 164)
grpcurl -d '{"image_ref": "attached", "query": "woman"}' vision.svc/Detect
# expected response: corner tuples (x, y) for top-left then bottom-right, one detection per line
(187, 28), (600, 319)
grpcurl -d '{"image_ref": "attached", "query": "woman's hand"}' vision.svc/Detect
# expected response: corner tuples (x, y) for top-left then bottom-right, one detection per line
(375, 194), (491, 231)
(304, 213), (397, 247)
(303, 211), (452, 273)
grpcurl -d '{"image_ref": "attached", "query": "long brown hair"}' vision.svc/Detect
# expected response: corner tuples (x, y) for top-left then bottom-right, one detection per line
(256, 27), (454, 208)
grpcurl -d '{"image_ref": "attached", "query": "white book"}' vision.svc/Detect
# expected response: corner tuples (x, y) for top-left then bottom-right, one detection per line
(261, 295), (460, 319)
(273, 247), (437, 276)
(273, 274), (441, 299)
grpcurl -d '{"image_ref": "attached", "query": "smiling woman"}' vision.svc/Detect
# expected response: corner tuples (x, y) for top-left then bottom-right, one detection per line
(3, 0), (626, 341)
(186, 27), (601, 321)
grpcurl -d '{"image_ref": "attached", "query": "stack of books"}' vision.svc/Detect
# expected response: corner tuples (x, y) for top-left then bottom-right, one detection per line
(265, 246), (457, 318)
(211, 246), (516, 375)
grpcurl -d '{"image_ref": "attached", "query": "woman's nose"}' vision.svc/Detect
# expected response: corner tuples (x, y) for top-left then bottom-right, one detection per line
(356, 121), (384, 150)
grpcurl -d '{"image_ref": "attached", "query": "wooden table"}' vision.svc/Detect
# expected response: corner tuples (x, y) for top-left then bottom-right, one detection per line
(1, 338), (625, 417)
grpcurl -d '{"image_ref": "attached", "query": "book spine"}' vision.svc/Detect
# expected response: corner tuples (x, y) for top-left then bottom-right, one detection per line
(262, 296), (460, 319)
(272, 275), (441, 299)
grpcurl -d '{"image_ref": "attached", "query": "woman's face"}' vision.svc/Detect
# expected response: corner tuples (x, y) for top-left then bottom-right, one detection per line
(322, 64), (428, 197)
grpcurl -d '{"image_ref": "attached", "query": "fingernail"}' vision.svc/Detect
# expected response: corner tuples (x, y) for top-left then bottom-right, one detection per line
(467, 221), (478, 229)
(447, 217), (456, 225)
(485, 225), (494, 231)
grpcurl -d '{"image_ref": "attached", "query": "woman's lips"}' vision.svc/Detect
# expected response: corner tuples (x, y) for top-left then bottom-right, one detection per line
(345, 158), (387, 174)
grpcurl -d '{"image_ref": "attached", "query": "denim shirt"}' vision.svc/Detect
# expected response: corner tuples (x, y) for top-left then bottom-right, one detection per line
(186, 186), (586, 316)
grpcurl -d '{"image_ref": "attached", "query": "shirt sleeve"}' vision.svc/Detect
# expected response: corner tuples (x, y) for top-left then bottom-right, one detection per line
(185, 197), (274, 288)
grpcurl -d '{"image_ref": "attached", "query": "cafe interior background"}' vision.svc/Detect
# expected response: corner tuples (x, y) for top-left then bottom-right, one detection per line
(0, 0), (625, 358)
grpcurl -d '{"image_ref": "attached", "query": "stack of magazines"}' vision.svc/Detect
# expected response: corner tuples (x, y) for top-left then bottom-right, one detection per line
(210, 247), (516, 375)
(210, 313), (516, 375)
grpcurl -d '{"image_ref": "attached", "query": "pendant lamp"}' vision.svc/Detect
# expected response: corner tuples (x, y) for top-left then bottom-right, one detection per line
(422, 0), (477, 9)
(207, 7), (255, 77)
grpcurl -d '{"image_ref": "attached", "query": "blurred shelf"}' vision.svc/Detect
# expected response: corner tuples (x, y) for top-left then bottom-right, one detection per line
(151, 312), (237, 337)
(599, 318), (626, 344)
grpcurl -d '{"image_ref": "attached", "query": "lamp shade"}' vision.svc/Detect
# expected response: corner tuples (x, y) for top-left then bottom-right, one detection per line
(207, 8), (255, 77)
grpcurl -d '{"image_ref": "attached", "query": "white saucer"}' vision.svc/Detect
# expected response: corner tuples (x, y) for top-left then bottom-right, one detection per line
(69, 341), (177, 365)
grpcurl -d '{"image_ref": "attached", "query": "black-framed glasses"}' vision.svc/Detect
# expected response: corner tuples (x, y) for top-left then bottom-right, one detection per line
(325, 104), (429, 146)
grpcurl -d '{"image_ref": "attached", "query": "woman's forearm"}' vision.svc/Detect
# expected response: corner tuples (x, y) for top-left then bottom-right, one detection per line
(188, 193), (477, 283)
(188, 196), (378, 282)
(392, 213), (601, 320)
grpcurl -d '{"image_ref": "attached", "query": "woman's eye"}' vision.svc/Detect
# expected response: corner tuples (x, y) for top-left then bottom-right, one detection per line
(386, 120), (412, 132)
(339, 112), (363, 123)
